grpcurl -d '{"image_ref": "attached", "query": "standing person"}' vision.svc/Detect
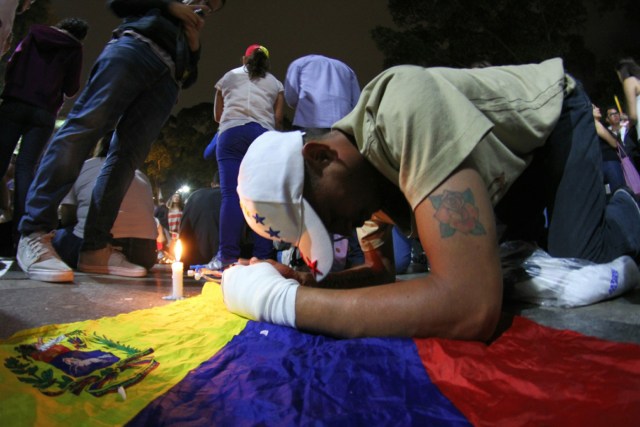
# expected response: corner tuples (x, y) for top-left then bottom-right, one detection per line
(285, 54), (360, 136)
(604, 107), (627, 143)
(53, 134), (158, 271)
(179, 173), (222, 267)
(0, 0), (33, 56)
(154, 195), (169, 231)
(616, 59), (640, 168)
(166, 192), (183, 241)
(0, 18), (88, 249)
(593, 104), (625, 194)
(16, 0), (225, 282)
(208, 43), (284, 270)
(616, 58), (640, 130)
(221, 58), (640, 340)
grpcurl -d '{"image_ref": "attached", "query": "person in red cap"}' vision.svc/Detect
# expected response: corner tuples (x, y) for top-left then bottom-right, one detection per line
(207, 43), (285, 271)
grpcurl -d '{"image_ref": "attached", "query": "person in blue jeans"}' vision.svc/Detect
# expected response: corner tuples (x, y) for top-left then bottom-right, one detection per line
(16, 0), (225, 283)
(52, 133), (158, 270)
(0, 18), (88, 250)
(208, 44), (284, 270)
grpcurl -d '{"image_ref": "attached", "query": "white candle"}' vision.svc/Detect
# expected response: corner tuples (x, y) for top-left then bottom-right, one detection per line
(171, 240), (184, 299)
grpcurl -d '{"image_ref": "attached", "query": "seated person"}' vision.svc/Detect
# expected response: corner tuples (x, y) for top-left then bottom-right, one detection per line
(53, 134), (157, 270)
(179, 175), (222, 267)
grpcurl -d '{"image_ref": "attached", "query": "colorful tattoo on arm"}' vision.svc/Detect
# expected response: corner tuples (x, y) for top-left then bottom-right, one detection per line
(429, 189), (486, 238)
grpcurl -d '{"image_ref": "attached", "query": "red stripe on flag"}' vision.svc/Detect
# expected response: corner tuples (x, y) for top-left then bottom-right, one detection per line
(415, 316), (640, 426)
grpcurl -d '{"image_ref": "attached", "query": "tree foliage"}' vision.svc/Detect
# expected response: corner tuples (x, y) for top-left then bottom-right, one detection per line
(371, 0), (640, 107)
(143, 102), (218, 200)
(372, 0), (592, 68)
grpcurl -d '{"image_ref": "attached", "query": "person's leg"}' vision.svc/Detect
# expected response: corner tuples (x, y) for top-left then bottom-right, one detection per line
(494, 152), (548, 248)
(12, 106), (56, 235)
(251, 231), (275, 260)
(602, 160), (626, 194)
(76, 38), (177, 277)
(346, 230), (364, 268)
(0, 99), (26, 179)
(111, 237), (157, 271)
(392, 226), (411, 274)
(18, 38), (148, 237)
(544, 81), (640, 262)
(216, 123), (269, 263)
(51, 226), (83, 268)
(81, 37), (178, 253)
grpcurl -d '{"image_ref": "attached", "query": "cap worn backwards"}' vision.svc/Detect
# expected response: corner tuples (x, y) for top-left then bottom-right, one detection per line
(245, 44), (270, 59)
(237, 131), (333, 281)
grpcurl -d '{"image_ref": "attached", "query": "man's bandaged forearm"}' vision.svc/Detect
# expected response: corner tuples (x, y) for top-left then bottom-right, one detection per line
(221, 262), (299, 328)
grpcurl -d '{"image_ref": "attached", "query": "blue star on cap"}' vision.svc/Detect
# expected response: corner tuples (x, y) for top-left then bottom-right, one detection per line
(266, 227), (280, 238)
(252, 212), (266, 224)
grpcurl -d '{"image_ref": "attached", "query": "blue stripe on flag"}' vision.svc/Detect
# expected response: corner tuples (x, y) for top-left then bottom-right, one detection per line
(128, 321), (469, 426)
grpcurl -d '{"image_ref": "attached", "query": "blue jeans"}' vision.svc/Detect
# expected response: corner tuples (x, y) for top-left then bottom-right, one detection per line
(19, 36), (179, 251)
(216, 122), (273, 261)
(0, 99), (56, 234)
(392, 226), (411, 274)
(53, 226), (157, 269)
(602, 160), (625, 193)
(496, 80), (640, 262)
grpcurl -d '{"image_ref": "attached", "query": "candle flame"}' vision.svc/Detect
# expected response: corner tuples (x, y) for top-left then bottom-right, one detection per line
(175, 239), (182, 262)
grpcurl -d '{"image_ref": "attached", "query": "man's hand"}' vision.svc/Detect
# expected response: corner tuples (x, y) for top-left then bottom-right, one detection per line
(167, 1), (209, 51)
(237, 257), (316, 286)
(18, 0), (33, 15)
(221, 262), (299, 327)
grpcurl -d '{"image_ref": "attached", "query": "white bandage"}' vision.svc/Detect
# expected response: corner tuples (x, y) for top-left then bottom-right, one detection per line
(221, 262), (299, 328)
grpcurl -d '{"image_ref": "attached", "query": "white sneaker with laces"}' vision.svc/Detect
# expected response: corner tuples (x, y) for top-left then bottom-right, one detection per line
(17, 231), (73, 282)
(78, 244), (147, 277)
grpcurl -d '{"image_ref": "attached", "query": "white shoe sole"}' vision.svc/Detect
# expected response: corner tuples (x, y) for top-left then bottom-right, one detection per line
(17, 257), (74, 283)
(77, 263), (147, 278)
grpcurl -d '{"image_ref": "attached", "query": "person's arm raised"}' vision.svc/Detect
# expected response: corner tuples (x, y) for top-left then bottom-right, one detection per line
(623, 78), (638, 125)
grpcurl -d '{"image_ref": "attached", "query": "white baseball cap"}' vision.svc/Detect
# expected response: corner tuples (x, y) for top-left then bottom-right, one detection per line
(237, 131), (333, 281)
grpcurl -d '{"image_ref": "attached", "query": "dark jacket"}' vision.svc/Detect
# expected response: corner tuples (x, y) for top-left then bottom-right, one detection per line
(109, 0), (201, 89)
(2, 24), (83, 114)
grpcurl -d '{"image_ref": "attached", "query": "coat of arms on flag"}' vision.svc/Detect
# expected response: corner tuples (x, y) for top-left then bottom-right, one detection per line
(4, 331), (158, 397)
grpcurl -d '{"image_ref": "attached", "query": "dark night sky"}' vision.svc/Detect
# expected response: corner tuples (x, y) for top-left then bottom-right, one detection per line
(49, 1), (633, 117)
(50, 0), (394, 118)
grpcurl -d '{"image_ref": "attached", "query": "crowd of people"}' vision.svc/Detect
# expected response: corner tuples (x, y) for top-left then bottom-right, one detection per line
(1, 0), (640, 341)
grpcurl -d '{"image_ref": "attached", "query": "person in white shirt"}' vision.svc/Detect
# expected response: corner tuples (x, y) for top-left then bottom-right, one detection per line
(207, 44), (284, 270)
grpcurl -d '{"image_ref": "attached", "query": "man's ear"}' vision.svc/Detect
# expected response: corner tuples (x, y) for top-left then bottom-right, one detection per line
(302, 142), (336, 173)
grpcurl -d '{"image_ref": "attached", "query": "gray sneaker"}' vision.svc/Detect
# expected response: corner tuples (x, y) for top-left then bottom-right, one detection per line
(77, 245), (147, 277)
(17, 231), (73, 282)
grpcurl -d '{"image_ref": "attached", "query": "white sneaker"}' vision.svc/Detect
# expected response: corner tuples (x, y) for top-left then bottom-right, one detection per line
(17, 231), (73, 282)
(78, 245), (147, 277)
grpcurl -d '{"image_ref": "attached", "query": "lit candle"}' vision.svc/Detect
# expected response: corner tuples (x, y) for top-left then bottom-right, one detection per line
(164, 239), (184, 300)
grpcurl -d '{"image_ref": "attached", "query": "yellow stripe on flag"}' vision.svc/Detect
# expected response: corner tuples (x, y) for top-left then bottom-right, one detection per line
(0, 283), (247, 427)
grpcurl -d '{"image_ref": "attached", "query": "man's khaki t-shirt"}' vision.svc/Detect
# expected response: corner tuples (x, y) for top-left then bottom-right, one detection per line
(332, 58), (570, 250)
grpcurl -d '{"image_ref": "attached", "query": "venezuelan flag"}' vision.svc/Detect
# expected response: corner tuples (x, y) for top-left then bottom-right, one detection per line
(1, 283), (639, 426)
